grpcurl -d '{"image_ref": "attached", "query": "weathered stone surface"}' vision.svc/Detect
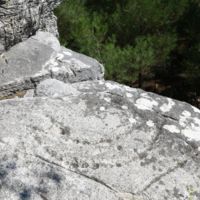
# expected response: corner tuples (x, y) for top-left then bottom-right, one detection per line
(0, 1), (200, 198)
(0, 79), (200, 200)
(0, 31), (104, 98)
(0, 0), (62, 53)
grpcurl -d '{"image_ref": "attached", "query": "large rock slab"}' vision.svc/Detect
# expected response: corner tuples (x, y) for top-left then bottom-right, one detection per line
(0, 31), (104, 98)
(0, 0), (62, 53)
(0, 79), (200, 200)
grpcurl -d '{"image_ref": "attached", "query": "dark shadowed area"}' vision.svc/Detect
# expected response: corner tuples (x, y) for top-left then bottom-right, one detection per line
(55, 0), (200, 108)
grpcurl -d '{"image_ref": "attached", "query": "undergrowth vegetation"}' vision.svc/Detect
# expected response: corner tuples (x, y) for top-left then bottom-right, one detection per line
(55, 0), (200, 107)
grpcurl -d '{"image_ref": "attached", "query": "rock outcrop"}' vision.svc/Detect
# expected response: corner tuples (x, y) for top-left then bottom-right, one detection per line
(0, 0), (62, 53)
(0, 31), (104, 99)
(0, 1), (200, 200)
(0, 78), (200, 200)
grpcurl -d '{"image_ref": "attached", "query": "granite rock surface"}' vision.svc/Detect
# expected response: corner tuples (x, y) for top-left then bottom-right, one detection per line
(0, 78), (200, 200)
(0, 0), (200, 199)
(0, 31), (104, 98)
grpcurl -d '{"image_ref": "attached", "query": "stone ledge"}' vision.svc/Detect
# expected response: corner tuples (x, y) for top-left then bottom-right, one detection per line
(0, 31), (104, 98)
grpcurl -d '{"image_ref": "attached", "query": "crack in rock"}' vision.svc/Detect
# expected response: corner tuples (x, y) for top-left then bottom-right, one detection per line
(34, 155), (119, 194)
(136, 160), (188, 195)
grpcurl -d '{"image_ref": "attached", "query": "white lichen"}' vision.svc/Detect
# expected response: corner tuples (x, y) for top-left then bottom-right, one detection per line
(121, 105), (128, 110)
(181, 118), (200, 141)
(140, 93), (151, 98)
(104, 97), (111, 103)
(49, 59), (58, 67)
(129, 118), (136, 124)
(51, 67), (60, 72)
(100, 106), (105, 111)
(126, 93), (133, 98)
(146, 120), (155, 127)
(182, 127), (200, 141)
(63, 51), (73, 56)
(135, 98), (158, 111)
(56, 53), (64, 61)
(194, 117), (200, 126)
(106, 82), (121, 90)
(98, 80), (105, 85)
(163, 125), (180, 133)
(179, 117), (187, 127)
(182, 111), (191, 117)
(160, 98), (175, 112)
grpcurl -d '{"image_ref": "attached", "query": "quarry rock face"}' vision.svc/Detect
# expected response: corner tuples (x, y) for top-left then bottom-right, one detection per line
(0, 0), (200, 200)
(0, 0), (62, 53)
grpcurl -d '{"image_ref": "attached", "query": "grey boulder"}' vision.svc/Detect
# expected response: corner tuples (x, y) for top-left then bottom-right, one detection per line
(0, 31), (104, 98)
(0, 79), (200, 200)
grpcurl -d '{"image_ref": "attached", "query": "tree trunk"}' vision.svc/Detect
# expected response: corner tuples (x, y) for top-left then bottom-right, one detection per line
(138, 70), (142, 88)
